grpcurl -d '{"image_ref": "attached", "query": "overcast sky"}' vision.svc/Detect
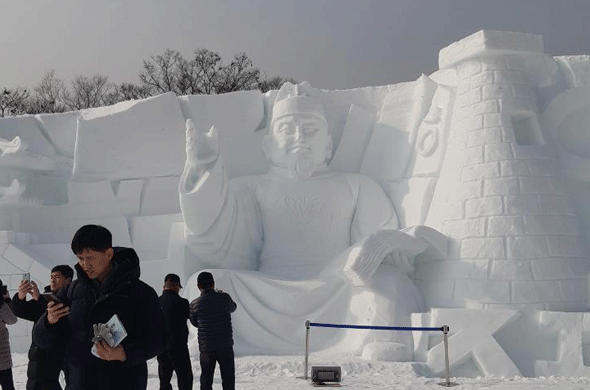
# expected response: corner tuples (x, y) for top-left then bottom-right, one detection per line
(1, 0), (589, 91)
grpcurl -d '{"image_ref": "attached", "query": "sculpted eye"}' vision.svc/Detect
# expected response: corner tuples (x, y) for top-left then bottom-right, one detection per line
(303, 127), (318, 134)
(277, 125), (294, 134)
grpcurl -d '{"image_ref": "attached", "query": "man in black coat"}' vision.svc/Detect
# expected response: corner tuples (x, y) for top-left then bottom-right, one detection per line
(189, 272), (237, 390)
(10, 265), (73, 390)
(157, 273), (193, 390)
(32, 224), (168, 390)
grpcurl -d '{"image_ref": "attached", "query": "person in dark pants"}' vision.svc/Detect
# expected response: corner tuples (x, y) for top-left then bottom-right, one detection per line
(0, 280), (16, 390)
(10, 265), (73, 390)
(189, 272), (237, 390)
(157, 273), (193, 390)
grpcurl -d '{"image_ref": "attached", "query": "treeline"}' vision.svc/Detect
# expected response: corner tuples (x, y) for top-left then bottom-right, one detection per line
(0, 48), (294, 117)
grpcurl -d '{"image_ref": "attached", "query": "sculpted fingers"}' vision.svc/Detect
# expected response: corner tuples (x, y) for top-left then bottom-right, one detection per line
(185, 121), (219, 168)
(206, 125), (218, 142)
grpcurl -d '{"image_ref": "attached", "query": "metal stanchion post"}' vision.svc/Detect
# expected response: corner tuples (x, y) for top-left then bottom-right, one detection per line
(438, 325), (458, 387)
(304, 320), (310, 380)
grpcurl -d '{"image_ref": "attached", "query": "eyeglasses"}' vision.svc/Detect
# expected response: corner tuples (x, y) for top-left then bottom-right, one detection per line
(50, 275), (63, 282)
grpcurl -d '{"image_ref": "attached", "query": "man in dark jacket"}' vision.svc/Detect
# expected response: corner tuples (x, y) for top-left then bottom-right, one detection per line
(32, 224), (168, 390)
(157, 273), (193, 390)
(189, 272), (237, 390)
(10, 265), (73, 390)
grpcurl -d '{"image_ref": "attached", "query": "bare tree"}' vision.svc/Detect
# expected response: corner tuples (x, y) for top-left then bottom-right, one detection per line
(114, 82), (153, 101)
(27, 70), (67, 114)
(0, 87), (29, 117)
(62, 74), (115, 110)
(216, 52), (261, 94)
(139, 48), (263, 95)
(139, 49), (184, 95)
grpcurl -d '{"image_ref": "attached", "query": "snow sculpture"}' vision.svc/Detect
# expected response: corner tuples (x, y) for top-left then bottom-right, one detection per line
(179, 82), (445, 356)
(421, 30), (589, 311)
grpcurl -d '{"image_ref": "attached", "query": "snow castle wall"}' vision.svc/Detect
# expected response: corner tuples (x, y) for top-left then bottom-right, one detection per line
(422, 30), (589, 311)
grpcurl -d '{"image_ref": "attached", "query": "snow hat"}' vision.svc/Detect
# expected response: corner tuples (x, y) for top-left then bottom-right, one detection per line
(164, 273), (182, 288)
(270, 82), (327, 126)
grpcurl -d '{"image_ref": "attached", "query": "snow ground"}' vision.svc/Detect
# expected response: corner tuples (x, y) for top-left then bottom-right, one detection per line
(11, 353), (590, 390)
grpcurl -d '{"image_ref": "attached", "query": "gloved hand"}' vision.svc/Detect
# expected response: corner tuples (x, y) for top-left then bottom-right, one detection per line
(92, 323), (115, 347)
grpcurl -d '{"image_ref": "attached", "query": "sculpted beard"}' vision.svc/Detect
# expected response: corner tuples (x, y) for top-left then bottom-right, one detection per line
(287, 152), (315, 181)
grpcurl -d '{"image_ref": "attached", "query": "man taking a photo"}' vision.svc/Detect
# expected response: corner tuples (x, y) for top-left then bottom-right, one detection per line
(10, 265), (73, 390)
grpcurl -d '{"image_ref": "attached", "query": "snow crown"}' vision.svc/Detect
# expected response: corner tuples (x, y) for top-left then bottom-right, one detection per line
(270, 82), (328, 127)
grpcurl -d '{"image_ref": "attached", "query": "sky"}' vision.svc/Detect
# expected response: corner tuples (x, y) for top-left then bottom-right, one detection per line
(1, 0), (589, 91)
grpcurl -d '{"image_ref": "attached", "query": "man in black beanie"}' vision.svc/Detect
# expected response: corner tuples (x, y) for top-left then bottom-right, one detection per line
(189, 272), (237, 390)
(158, 273), (193, 390)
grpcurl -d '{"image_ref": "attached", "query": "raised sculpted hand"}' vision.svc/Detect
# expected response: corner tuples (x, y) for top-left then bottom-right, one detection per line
(185, 119), (219, 171)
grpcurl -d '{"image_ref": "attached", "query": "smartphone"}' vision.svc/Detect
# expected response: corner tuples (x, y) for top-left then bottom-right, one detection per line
(42, 292), (62, 304)
(23, 272), (30, 282)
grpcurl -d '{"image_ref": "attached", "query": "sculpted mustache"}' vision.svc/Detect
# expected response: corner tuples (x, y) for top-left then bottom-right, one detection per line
(289, 144), (311, 150)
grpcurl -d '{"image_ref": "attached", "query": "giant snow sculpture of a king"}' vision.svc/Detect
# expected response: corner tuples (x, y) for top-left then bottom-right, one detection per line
(179, 82), (444, 357)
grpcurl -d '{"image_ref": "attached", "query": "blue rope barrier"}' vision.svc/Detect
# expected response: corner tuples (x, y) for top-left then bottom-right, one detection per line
(308, 322), (442, 332)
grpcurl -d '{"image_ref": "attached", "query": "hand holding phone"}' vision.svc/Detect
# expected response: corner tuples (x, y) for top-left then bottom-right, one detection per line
(46, 299), (69, 325)
(42, 292), (62, 304)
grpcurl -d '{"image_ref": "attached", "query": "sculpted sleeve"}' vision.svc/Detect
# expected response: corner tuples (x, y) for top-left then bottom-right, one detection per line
(179, 155), (263, 270)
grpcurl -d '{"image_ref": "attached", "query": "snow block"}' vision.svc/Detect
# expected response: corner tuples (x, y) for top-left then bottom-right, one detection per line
(329, 104), (378, 173)
(36, 111), (79, 157)
(535, 311), (590, 377)
(412, 308), (521, 377)
(67, 180), (115, 204)
(29, 243), (75, 269)
(179, 90), (267, 179)
(140, 176), (180, 216)
(130, 213), (183, 261)
(114, 179), (144, 216)
(439, 30), (544, 69)
(0, 116), (55, 159)
(72, 92), (186, 181)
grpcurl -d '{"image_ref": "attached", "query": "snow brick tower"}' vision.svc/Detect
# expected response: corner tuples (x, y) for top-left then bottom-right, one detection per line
(420, 30), (589, 311)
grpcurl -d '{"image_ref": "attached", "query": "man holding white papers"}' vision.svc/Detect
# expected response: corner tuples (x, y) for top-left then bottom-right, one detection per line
(33, 225), (168, 390)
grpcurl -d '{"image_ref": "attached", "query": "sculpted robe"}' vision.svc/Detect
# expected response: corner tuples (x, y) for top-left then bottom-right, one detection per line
(180, 157), (427, 354)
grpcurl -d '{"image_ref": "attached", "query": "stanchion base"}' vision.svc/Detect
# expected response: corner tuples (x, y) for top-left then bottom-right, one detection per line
(437, 381), (459, 387)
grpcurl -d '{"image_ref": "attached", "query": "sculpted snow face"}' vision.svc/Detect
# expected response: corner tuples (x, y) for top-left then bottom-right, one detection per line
(179, 82), (435, 357)
(263, 95), (332, 181)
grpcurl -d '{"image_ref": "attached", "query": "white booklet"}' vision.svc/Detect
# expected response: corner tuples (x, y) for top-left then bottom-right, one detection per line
(91, 314), (128, 358)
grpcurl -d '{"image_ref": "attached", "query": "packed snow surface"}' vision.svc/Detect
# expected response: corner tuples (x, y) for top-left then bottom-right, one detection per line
(10, 353), (590, 389)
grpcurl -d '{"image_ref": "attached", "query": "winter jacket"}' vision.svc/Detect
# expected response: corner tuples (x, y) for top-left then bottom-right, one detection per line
(159, 290), (189, 348)
(33, 247), (168, 390)
(0, 301), (17, 371)
(189, 289), (236, 352)
(10, 292), (65, 390)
